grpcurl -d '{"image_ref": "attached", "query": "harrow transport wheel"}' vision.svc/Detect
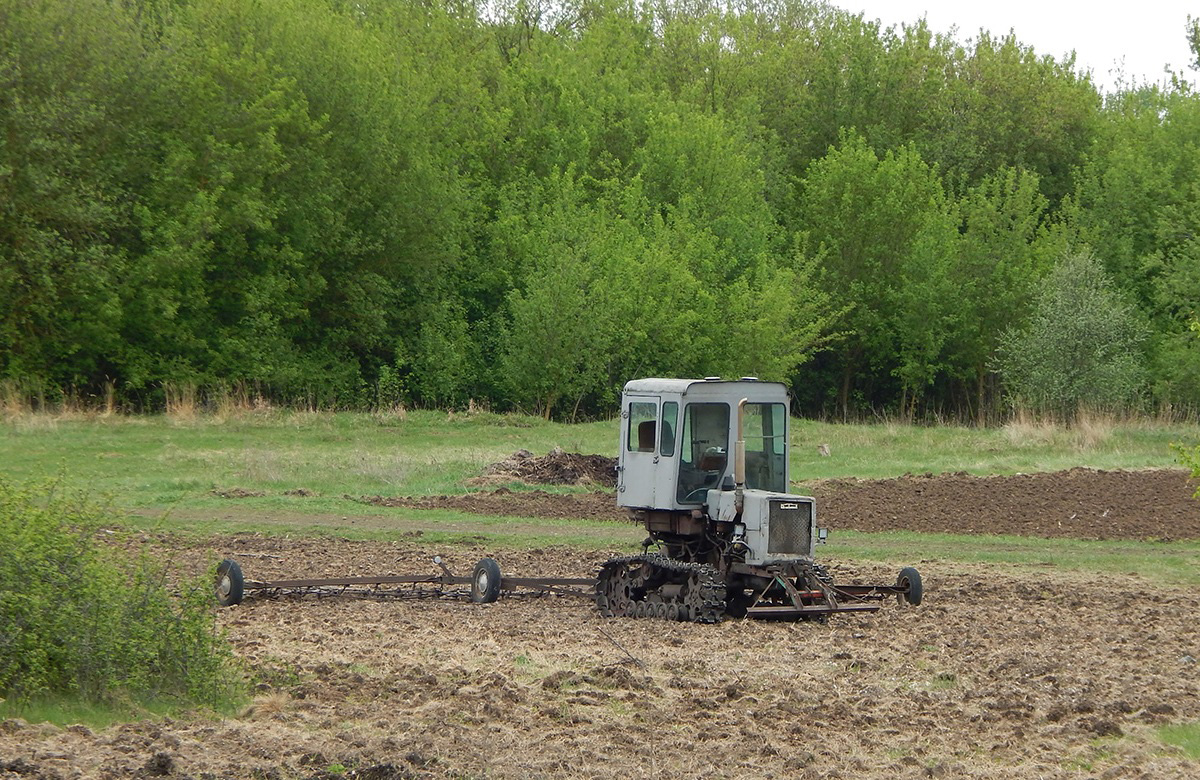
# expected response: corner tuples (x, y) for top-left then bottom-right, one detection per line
(215, 559), (244, 607)
(896, 566), (923, 606)
(471, 558), (502, 603)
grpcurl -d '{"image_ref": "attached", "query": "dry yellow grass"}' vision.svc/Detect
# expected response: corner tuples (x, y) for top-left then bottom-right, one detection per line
(241, 691), (293, 720)
(1070, 407), (1117, 450)
(1000, 407), (1058, 447)
(1001, 407), (1121, 452)
(164, 383), (198, 422)
(0, 380), (26, 421)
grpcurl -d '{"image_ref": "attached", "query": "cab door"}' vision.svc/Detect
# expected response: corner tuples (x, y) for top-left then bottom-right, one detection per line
(618, 395), (659, 508)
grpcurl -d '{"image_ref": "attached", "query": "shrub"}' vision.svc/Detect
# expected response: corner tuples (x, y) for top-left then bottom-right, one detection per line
(1177, 443), (1200, 496)
(996, 250), (1147, 420)
(0, 481), (239, 707)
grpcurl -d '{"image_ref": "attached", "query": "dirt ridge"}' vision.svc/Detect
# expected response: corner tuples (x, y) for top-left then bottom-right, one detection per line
(372, 464), (1200, 541)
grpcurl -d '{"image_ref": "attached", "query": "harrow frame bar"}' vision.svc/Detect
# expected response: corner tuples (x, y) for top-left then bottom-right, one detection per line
(215, 556), (596, 607)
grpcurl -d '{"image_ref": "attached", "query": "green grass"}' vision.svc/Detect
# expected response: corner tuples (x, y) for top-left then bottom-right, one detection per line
(0, 692), (229, 729)
(2, 410), (1195, 512)
(0, 409), (616, 509)
(825, 530), (1200, 587)
(2, 408), (1198, 585)
(123, 505), (642, 550)
(1159, 722), (1200, 758)
(789, 414), (1200, 481)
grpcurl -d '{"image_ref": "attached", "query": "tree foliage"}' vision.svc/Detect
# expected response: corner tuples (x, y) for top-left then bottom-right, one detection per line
(798, 134), (957, 417)
(1, 0), (1197, 418)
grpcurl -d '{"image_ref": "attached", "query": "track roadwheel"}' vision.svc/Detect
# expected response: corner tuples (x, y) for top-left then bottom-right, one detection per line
(215, 559), (244, 607)
(470, 558), (502, 603)
(896, 566), (923, 606)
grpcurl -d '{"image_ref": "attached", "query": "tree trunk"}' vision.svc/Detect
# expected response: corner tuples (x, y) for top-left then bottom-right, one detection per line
(976, 366), (986, 428)
(840, 363), (852, 422)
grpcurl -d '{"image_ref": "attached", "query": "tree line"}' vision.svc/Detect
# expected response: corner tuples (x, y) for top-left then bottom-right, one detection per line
(2, 0), (1198, 420)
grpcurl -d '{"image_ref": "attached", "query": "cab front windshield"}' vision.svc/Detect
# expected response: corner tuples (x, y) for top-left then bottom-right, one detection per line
(676, 403), (730, 504)
(675, 401), (787, 504)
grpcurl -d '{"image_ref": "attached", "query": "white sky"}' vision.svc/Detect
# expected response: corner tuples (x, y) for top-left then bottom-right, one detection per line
(835, 1), (1198, 93)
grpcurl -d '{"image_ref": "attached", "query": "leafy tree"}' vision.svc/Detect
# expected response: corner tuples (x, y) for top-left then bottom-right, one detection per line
(798, 133), (958, 417)
(495, 173), (618, 418)
(1188, 15), (1199, 71)
(1171, 318), (1200, 495)
(1074, 83), (1200, 406)
(917, 31), (1099, 205)
(3, 0), (1192, 418)
(410, 300), (477, 408)
(946, 166), (1051, 422)
(0, 0), (144, 391)
(0, 480), (238, 705)
(996, 250), (1147, 419)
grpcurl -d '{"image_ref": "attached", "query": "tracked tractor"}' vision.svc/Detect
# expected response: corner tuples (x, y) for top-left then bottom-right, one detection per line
(596, 377), (923, 622)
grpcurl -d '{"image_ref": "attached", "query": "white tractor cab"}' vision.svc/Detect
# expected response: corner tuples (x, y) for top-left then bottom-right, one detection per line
(598, 377), (922, 622)
(617, 377), (815, 566)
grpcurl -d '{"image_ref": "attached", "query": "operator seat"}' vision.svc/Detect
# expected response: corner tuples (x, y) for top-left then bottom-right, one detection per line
(697, 446), (727, 473)
(637, 420), (656, 451)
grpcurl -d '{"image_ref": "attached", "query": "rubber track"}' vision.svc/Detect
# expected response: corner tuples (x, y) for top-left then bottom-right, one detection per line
(595, 553), (726, 623)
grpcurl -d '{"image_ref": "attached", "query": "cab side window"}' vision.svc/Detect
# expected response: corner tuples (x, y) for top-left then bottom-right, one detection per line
(742, 402), (787, 493)
(627, 402), (657, 452)
(660, 402), (678, 456)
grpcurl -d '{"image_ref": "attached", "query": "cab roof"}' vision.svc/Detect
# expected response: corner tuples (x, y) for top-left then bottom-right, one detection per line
(622, 377), (789, 399)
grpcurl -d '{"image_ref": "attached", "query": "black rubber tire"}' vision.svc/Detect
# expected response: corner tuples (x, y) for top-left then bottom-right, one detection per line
(897, 566), (923, 606)
(215, 559), (244, 607)
(470, 558), (502, 603)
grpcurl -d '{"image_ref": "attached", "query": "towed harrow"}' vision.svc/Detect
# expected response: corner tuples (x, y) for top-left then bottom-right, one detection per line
(213, 556), (596, 608)
(213, 554), (921, 622)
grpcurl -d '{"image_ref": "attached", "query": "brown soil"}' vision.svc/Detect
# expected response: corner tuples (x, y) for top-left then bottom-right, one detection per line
(814, 467), (1200, 541)
(4, 535), (1198, 779)
(4, 467), (1200, 778)
(369, 464), (1200, 541)
(364, 488), (624, 523)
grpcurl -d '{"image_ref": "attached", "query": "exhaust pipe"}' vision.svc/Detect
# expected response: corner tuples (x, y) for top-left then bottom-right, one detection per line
(735, 397), (747, 514)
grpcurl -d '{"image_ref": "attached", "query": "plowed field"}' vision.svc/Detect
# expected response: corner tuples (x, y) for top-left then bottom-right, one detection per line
(3, 470), (1200, 779)
(369, 466), (1200, 541)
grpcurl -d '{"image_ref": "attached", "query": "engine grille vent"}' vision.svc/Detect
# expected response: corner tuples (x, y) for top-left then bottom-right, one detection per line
(767, 499), (813, 555)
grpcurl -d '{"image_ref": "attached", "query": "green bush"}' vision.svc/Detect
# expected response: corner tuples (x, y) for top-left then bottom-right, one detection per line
(996, 250), (1147, 419)
(1177, 443), (1200, 495)
(0, 481), (239, 707)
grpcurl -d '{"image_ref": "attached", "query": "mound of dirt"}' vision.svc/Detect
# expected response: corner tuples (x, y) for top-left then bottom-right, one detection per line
(212, 487), (266, 498)
(477, 448), (617, 488)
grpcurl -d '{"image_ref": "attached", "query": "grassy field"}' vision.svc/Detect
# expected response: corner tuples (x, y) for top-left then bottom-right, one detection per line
(3, 407), (1195, 500)
(2, 407), (1198, 580)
